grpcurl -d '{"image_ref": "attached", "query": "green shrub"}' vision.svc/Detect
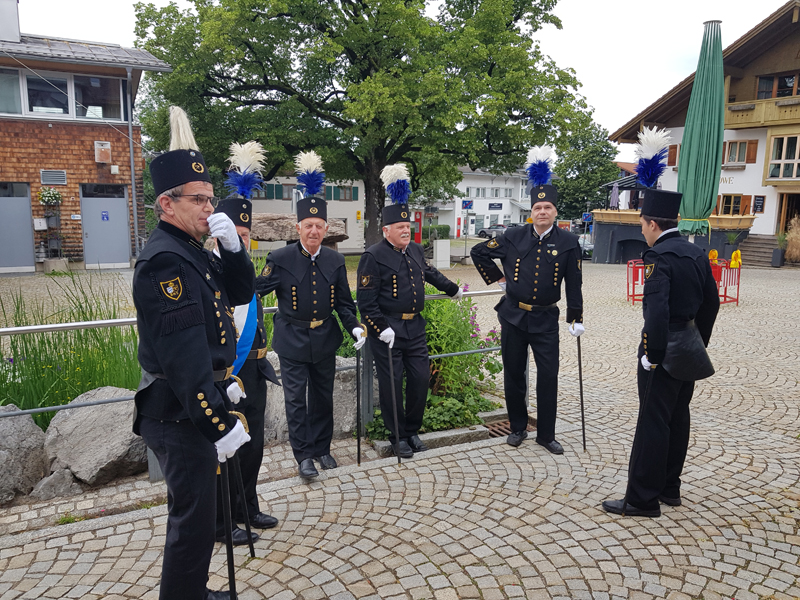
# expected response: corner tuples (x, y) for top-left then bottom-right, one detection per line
(419, 225), (451, 240)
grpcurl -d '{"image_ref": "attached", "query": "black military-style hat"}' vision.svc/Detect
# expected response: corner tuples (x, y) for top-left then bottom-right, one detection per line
(297, 196), (327, 222)
(530, 184), (558, 207)
(382, 203), (411, 226)
(641, 189), (682, 220)
(216, 195), (252, 229)
(150, 149), (211, 197)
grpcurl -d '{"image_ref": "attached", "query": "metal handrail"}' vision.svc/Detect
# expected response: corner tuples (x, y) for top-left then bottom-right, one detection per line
(0, 289), (504, 337)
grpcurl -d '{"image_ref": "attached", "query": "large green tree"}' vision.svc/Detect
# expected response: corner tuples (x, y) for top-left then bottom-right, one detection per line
(553, 116), (619, 221)
(135, 0), (590, 245)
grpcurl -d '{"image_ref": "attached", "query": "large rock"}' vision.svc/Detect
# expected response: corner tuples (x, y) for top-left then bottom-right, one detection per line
(45, 387), (147, 486)
(0, 405), (48, 505)
(250, 213), (349, 244)
(30, 468), (84, 501)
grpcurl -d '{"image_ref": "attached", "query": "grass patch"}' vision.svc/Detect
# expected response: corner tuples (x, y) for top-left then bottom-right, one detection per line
(56, 513), (88, 525)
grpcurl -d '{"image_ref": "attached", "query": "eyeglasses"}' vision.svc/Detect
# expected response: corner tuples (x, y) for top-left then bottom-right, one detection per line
(176, 194), (220, 208)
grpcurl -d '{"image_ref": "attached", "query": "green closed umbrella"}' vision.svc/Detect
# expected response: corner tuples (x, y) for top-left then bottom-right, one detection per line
(677, 20), (725, 237)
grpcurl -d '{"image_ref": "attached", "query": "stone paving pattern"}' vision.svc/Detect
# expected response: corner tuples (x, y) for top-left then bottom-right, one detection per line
(1, 264), (799, 599)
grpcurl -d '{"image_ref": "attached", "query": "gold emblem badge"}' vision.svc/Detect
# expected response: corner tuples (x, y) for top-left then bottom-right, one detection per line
(360, 275), (371, 287)
(538, 192), (546, 199)
(310, 207), (319, 214)
(160, 277), (183, 301)
(401, 211), (408, 218)
(191, 162), (205, 173)
(487, 239), (499, 248)
(240, 213), (250, 223)
(645, 264), (655, 279)
(215, 291), (221, 299)
(551, 249), (557, 256)
(262, 265), (272, 276)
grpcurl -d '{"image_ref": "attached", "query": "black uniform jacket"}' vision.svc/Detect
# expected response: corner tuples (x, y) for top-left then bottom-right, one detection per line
(255, 243), (359, 363)
(357, 239), (459, 339)
(471, 224), (583, 328)
(640, 231), (720, 364)
(133, 221), (255, 442)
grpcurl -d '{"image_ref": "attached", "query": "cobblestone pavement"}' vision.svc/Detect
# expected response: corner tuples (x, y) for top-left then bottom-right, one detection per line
(1, 264), (799, 599)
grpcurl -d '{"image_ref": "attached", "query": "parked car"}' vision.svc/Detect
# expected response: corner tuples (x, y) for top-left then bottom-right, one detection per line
(577, 234), (594, 259)
(477, 224), (507, 238)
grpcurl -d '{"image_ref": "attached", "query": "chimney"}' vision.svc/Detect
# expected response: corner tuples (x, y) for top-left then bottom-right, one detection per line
(0, 0), (21, 43)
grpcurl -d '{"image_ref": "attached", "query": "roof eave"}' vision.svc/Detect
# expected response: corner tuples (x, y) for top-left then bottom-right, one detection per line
(2, 52), (172, 73)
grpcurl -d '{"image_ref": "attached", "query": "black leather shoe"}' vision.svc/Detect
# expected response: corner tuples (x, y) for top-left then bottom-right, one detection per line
(315, 454), (338, 470)
(407, 435), (429, 452)
(249, 512), (279, 529)
(298, 458), (319, 479)
(602, 498), (661, 518)
(506, 430), (527, 447)
(658, 494), (682, 507)
(536, 438), (564, 454)
(216, 526), (259, 545)
(391, 440), (414, 458)
(206, 590), (230, 600)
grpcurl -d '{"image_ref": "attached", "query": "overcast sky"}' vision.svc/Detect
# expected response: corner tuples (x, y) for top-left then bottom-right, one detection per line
(17, 0), (790, 161)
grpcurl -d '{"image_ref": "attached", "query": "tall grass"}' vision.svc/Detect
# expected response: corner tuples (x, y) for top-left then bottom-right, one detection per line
(0, 273), (139, 430)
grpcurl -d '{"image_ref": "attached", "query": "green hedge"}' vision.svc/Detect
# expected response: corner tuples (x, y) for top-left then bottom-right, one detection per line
(412, 225), (451, 239)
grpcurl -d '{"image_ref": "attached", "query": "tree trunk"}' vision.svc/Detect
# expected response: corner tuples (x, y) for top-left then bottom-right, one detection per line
(363, 161), (387, 248)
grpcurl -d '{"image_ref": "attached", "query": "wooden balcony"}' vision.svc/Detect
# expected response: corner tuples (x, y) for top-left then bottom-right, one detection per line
(593, 210), (756, 230)
(726, 97), (800, 129)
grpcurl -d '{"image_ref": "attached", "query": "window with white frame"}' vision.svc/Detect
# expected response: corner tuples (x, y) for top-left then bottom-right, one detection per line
(491, 188), (501, 197)
(768, 135), (800, 179)
(504, 188), (513, 197)
(0, 68), (22, 114)
(727, 141), (748, 164)
(27, 74), (70, 115)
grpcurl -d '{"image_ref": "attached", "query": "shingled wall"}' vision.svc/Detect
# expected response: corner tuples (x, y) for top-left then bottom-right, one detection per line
(0, 118), (145, 263)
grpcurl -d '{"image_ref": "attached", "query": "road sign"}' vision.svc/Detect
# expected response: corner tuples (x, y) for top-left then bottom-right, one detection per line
(462, 200), (473, 210)
(581, 212), (593, 223)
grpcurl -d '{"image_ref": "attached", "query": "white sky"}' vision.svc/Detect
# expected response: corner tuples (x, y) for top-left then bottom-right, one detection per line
(16, 0), (791, 161)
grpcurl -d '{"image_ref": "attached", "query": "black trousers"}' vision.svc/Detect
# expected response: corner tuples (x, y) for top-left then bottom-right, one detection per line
(215, 358), (267, 535)
(627, 362), (694, 510)
(278, 353), (336, 463)
(139, 416), (217, 600)
(370, 333), (429, 440)
(499, 315), (559, 441)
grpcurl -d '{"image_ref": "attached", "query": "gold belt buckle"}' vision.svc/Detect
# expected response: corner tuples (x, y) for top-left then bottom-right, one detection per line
(310, 319), (324, 329)
(402, 313), (415, 320)
(518, 302), (532, 312)
(224, 365), (234, 379)
(257, 347), (268, 359)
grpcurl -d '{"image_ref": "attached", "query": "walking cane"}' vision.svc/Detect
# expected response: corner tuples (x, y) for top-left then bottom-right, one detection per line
(219, 460), (238, 600)
(386, 346), (402, 465)
(622, 365), (656, 516)
(356, 346), (362, 466)
(575, 326), (587, 452)
(229, 411), (255, 558)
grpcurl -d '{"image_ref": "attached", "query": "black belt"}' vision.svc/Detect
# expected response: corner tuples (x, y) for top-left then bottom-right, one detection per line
(514, 301), (557, 312)
(247, 347), (269, 360)
(278, 312), (328, 329)
(385, 311), (419, 320)
(152, 366), (233, 381)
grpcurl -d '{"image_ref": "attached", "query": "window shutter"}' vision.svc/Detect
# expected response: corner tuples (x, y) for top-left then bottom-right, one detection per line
(714, 195), (721, 215)
(740, 195), (752, 215)
(352, 186), (359, 201)
(667, 145), (678, 166)
(276, 185), (284, 199)
(745, 140), (758, 164)
(333, 186), (341, 200)
(265, 184), (274, 200)
(325, 186), (332, 200)
(721, 142), (727, 164)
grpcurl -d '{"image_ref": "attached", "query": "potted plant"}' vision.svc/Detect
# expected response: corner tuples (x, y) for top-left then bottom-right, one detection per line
(38, 186), (63, 228)
(772, 233), (787, 268)
(723, 231), (740, 260)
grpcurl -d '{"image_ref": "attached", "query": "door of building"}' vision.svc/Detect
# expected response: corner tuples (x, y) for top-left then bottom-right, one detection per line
(778, 193), (800, 233)
(0, 183), (35, 273)
(80, 184), (130, 269)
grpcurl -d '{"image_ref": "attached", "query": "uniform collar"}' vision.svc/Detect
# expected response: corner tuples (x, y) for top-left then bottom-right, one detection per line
(532, 224), (554, 239)
(299, 242), (321, 260)
(157, 220), (205, 251)
(654, 229), (681, 246)
(384, 238), (407, 254)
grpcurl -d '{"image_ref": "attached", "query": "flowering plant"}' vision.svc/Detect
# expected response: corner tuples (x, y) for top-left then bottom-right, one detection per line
(38, 187), (63, 206)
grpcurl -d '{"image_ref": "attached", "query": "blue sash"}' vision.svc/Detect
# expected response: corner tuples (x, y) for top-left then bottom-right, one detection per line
(232, 294), (258, 376)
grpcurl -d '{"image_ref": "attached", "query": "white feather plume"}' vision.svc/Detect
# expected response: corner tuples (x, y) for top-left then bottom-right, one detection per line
(294, 151), (323, 174)
(168, 106), (199, 151)
(634, 126), (672, 160)
(525, 145), (557, 168)
(228, 141), (265, 174)
(380, 163), (409, 186)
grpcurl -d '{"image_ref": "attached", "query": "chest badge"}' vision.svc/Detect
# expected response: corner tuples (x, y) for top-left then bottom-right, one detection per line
(645, 264), (655, 279)
(551, 249), (557, 256)
(215, 291), (221, 299)
(160, 277), (183, 301)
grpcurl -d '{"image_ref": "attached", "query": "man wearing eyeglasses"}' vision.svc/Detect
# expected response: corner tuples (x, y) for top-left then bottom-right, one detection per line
(133, 131), (254, 600)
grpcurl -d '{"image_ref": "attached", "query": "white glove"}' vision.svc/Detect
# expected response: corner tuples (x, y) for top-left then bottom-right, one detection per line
(208, 213), (241, 252)
(226, 381), (246, 405)
(379, 327), (396, 349)
(214, 419), (250, 463)
(640, 354), (655, 371)
(452, 287), (464, 300)
(498, 280), (507, 291)
(352, 327), (366, 351)
(568, 322), (585, 337)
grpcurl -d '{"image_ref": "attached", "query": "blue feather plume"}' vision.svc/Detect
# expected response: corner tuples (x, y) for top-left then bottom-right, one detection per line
(526, 161), (552, 187)
(386, 179), (411, 204)
(297, 170), (325, 197)
(636, 147), (669, 188)
(224, 169), (263, 199)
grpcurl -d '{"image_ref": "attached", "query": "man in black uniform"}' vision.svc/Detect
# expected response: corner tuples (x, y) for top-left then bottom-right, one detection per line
(132, 108), (254, 600)
(213, 197), (281, 544)
(255, 195), (364, 479)
(357, 203), (463, 458)
(603, 189), (719, 517)
(471, 185), (584, 454)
